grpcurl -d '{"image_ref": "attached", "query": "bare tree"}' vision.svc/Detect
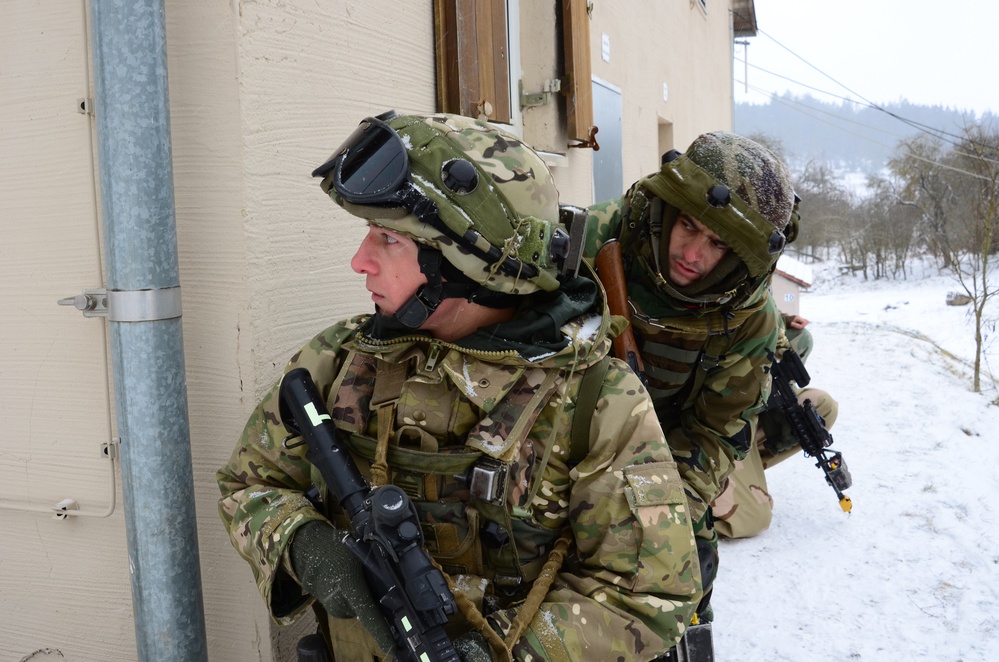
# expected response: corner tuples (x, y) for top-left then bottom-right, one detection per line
(888, 135), (960, 270)
(795, 160), (856, 262)
(864, 174), (920, 279)
(746, 131), (788, 163)
(945, 125), (999, 392)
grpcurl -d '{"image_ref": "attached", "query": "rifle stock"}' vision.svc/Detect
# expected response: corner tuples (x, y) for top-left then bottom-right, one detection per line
(595, 239), (645, 379)
(279, 367), (460, 662)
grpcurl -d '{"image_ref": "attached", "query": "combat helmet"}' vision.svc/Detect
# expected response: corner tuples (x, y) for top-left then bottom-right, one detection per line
(626, 131), (795, 311)
(313, 111), (579, 327)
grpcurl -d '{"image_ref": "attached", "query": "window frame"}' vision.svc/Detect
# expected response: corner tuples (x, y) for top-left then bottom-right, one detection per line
(434, 0), (595, 149)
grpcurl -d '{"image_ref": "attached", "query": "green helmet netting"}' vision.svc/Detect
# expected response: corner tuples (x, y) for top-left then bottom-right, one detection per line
(624, 131), (795, 310)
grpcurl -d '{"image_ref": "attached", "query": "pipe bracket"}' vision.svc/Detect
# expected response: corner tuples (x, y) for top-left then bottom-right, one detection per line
(107, 286), (182, 322)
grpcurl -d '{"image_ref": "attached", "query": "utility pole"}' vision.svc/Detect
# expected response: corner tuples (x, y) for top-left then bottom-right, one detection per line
(735, 40), (750, 93)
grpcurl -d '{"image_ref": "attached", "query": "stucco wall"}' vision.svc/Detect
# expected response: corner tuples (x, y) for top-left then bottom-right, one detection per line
(169, 2), (439, 658)
(1, 1), (741, 660)
(1, 2), (136, 660)
(772, 275), (802, 316)
(164, 2), (266, 659)
(589, 0), (735, 185)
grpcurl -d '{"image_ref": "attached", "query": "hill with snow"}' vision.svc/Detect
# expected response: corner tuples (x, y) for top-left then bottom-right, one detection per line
(713, 259), (999, 661)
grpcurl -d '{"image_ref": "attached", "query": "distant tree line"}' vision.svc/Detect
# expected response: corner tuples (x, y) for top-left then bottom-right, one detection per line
(735, 93), (998, 173)
(742, 108), (999, 393)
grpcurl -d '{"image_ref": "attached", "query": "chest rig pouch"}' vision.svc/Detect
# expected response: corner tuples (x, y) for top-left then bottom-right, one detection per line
(323, 345), (572, 608)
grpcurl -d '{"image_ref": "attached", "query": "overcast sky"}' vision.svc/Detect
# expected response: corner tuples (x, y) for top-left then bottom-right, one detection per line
(734, 0), (999, 117)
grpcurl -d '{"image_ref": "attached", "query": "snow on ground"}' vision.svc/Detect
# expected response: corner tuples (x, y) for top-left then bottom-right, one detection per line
(713, 258), (999, 661)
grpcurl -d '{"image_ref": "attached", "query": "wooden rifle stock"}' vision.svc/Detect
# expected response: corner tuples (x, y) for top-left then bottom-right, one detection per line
(594, 240), (645, 378)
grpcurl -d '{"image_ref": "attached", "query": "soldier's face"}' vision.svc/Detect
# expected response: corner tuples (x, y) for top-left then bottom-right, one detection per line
(350, 224), (427, 316)
(666, 213), (731, 286)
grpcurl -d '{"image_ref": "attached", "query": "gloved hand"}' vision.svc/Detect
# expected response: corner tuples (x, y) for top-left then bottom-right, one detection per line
(290, 520), (395, 655)
(453, 630), (494, 662)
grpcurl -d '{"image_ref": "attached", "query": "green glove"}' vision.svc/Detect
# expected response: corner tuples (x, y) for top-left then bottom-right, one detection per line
(454, 631), (494, 662)
(290, 520), (395, 655)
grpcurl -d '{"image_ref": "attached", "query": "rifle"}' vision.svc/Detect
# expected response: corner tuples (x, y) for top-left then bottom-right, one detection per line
(594, 239), (646, 380)
(653, 620), (714, 662)
(766, 348), (853, 513)
(279, 367), (460, 662)
(595, 239), (714, 662)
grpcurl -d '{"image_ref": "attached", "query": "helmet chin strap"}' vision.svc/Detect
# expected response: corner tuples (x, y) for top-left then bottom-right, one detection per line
(387, 246), (483, 329)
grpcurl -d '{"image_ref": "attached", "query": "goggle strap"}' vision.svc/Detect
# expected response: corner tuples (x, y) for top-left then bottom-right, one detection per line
(400, 185), (440, 225)
(400, 184), (540, 282)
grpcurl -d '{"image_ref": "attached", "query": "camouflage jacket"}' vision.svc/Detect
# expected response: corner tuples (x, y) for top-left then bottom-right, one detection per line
(218, 303), (702, 660)
(584, 196), (780, 518)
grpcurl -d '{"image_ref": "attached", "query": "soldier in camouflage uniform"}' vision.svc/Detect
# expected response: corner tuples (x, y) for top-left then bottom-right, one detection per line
(218, 112), (702, 661)
(711, 312), (840, 539)
(781, 313), (813, 361)
(583, 131), (796, 618)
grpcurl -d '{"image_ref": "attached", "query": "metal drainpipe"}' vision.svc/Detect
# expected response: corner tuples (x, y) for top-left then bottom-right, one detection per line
(88, 1), (209, 660)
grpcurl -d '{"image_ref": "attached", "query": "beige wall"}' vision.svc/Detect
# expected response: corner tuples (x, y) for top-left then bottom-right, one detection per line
(772, 275), (803, 316)
(0, 2), (136, 660)
(589, 0), (736, 187)
(1, 1), (741, 660)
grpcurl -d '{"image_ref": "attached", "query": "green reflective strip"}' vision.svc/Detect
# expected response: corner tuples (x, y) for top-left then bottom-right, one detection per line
(304, 402), (331, 427)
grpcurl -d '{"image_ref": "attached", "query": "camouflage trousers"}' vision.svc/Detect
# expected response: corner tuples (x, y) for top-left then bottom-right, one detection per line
(710, 387), (839, 539)
(784, 325), (813, 362)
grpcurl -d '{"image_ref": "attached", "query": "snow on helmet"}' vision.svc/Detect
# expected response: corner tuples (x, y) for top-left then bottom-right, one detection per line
(314, 112), (570, 302)
(644, 131), (795, 279)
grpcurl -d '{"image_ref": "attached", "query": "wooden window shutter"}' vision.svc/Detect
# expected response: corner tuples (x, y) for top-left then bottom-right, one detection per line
(434, 0), (511, 123)
(561, 0), (594, 145)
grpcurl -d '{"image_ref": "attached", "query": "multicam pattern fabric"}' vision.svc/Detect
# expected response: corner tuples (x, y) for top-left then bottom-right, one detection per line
(637, 299), (779, 517)
(333, 113), (564, 295)
(218, 308), (703, 660)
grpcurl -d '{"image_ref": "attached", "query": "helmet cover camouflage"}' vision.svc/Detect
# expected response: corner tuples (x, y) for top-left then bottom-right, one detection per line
(642, 131), (795, 278)
(329, 113), (563, 295)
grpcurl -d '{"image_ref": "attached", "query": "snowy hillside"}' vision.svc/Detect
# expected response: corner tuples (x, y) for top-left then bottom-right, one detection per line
(713, 259), (999, 661)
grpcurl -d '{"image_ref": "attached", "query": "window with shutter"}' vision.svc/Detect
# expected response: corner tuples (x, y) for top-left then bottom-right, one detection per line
(561, 0), (594, 145)
(434, 0), (511, 124)
(434, 0), (595, 151)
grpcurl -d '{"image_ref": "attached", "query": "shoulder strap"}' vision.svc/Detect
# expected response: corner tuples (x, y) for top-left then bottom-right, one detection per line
(682, 332), (733, 411)
(569, 355), (613, 465)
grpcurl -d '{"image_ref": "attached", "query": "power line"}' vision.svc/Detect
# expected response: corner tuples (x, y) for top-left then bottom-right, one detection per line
(738, 81), (999, 172)
(735, 55), (974, 152)
(738, 81), (904, 150)
(739, 72), (999, 169)
(734, 22), (999, 154)
(737, 82), (994, 183)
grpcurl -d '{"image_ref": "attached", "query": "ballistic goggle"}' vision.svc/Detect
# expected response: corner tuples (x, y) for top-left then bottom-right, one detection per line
(312, 111), (412, 205)
(312, 112), (579, 280)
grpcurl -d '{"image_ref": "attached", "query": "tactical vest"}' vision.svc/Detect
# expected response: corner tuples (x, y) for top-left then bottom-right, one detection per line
(632, 314), (722, 408)
(612, 185), (766, 438)
(317, 343), (608, 613)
